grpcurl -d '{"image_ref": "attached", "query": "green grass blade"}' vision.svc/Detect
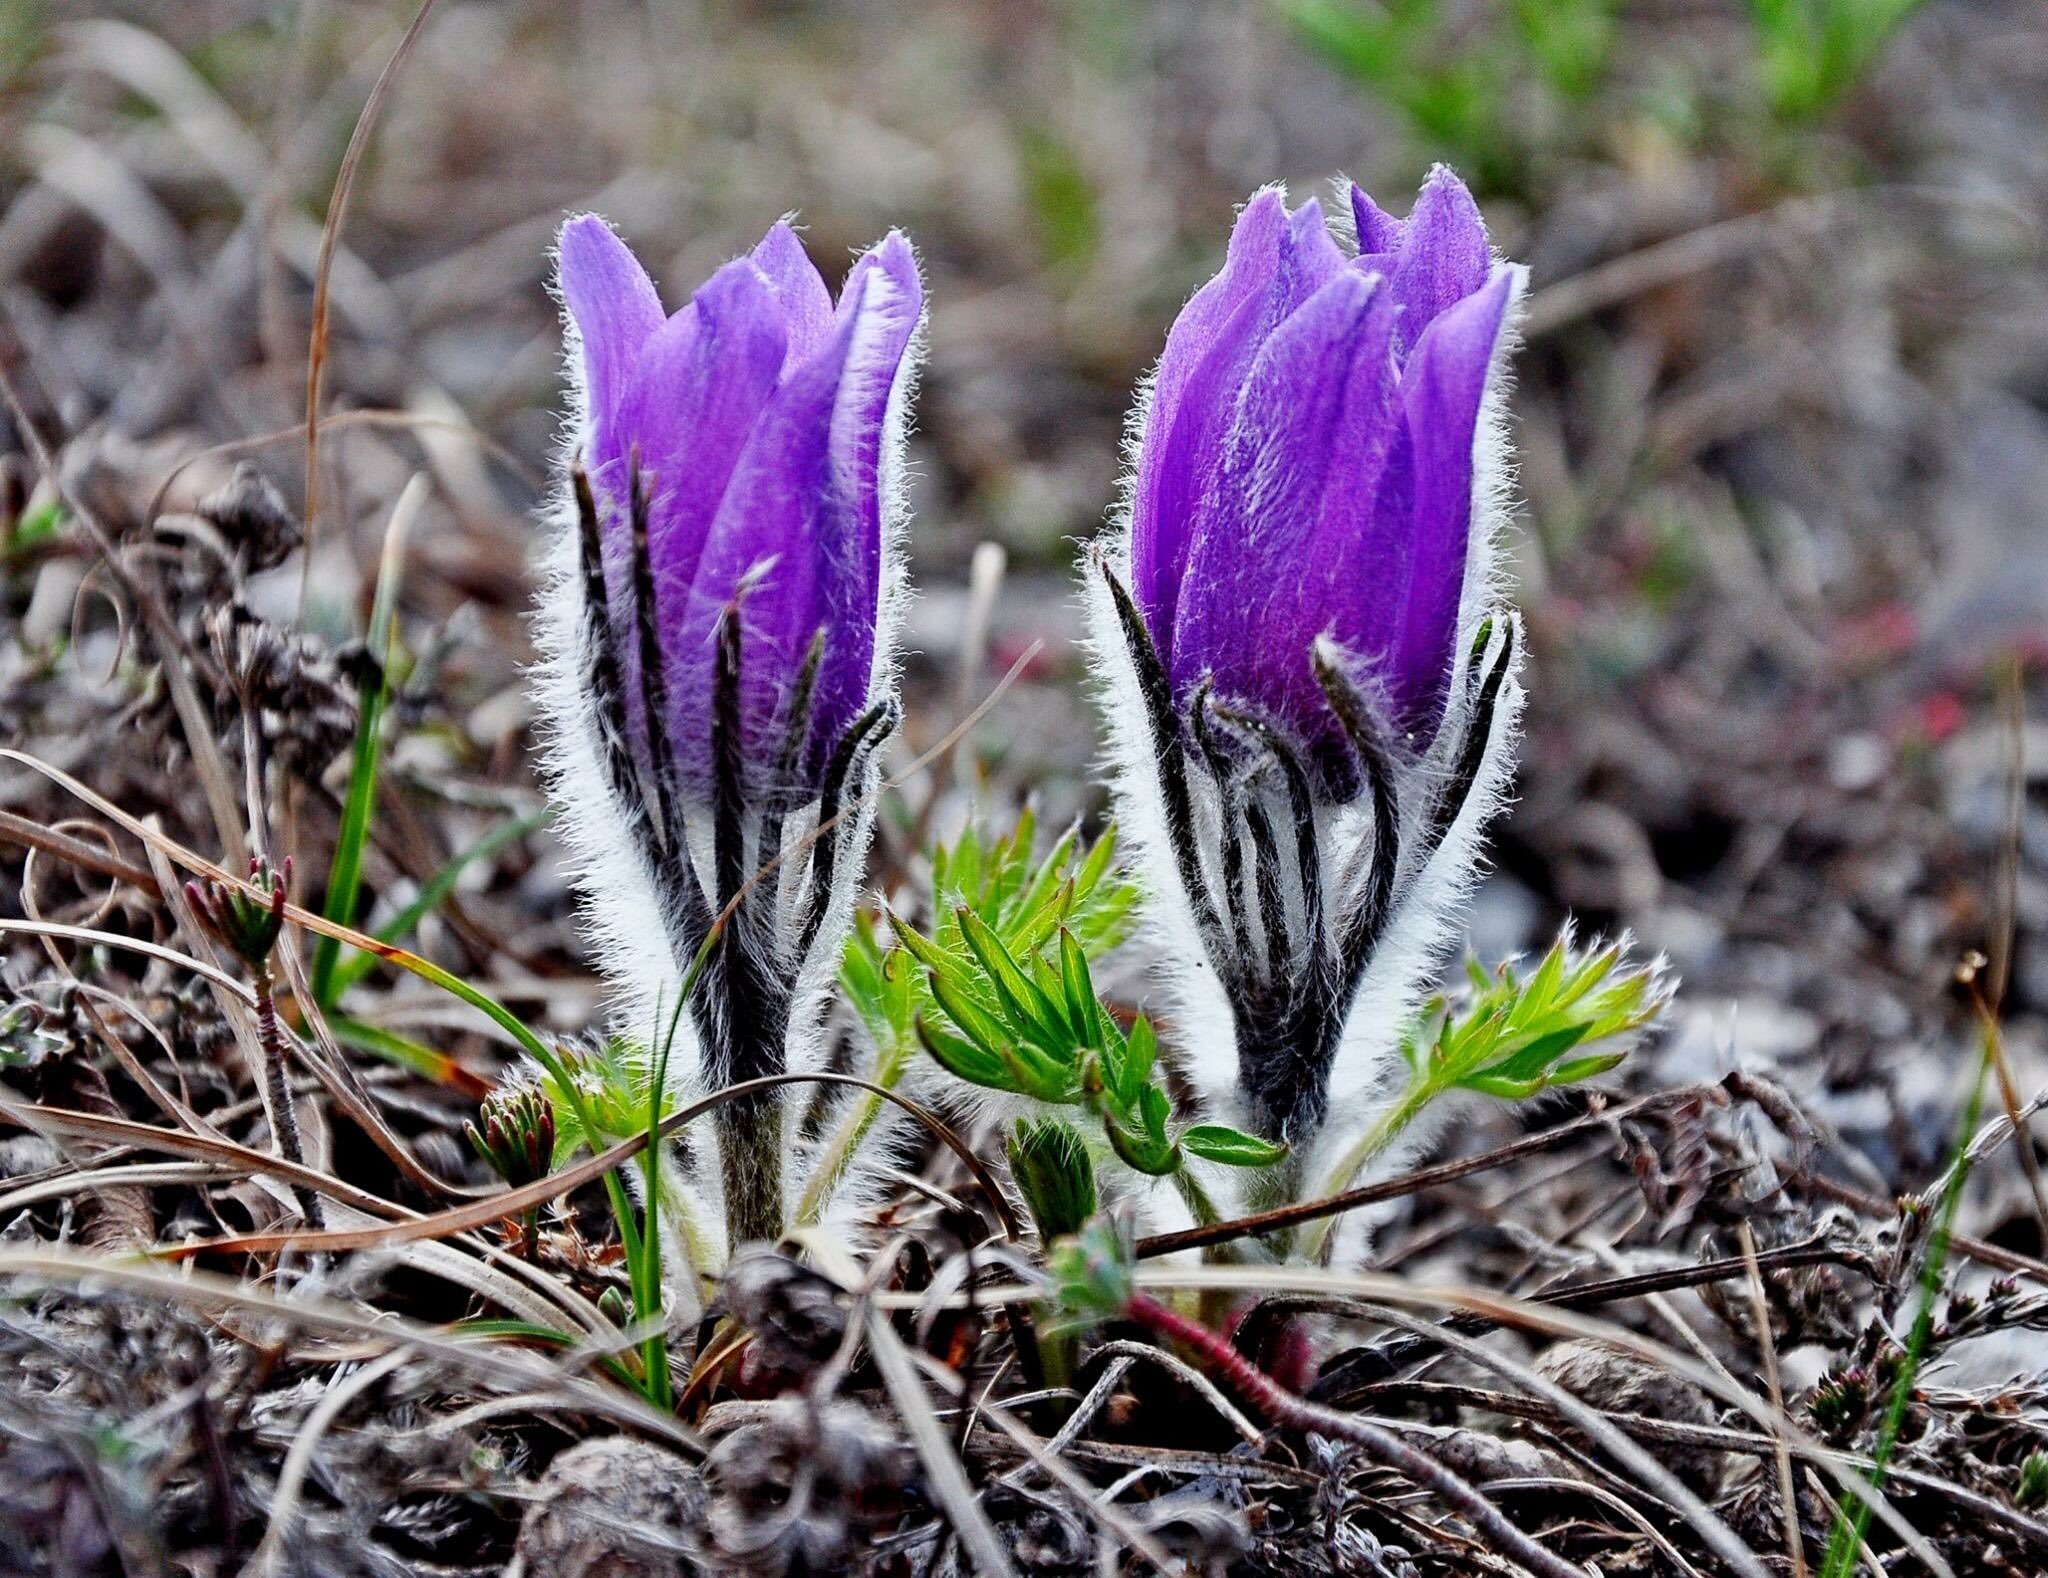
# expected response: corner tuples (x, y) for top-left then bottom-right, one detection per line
(455, 1319), (642, 1390)
(327, 806), (552, 998)
(311, 474), (424, 1007)
(328, 1013), (482, 1089)
(1817, 1015), (1995, 1577)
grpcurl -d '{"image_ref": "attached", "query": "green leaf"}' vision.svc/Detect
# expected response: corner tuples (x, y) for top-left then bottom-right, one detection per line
(1010, 878), (1076, 961)
(1057, 928), (1102, 1048)
(1138, 1082), (1173, 1144)
(918, 1019), (1016, 1093)
(1102, 1110), (1178, 1176)
(998, 1040), (1081, 1104)
(1180, 1124), (1290, 1168)
(1072, 823), (1116, 905)
(1011, 821), (1070, 921)
(888, 907), (961, 977)
(1549, 1051), (1627, 1085)
(1463, 1073), (1549, 1101)
(957, 906), (1068, 1049)
(311, 478), (419, 1006)
(1124, 1014), (1158, 1094)
(1476, 1023), (1592, 1084)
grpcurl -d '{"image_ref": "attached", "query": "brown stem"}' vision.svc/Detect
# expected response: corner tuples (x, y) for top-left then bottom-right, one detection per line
(254, 964), (323, 1231)
(1125, 1293), (1587, 1578)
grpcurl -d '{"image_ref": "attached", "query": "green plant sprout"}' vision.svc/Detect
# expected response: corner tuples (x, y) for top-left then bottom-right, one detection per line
(466, 1080), (555, 1259)
(1007, 1117), (1099, 1241)
(1299, 934), (1669, 1261)
(806, 810), (1136, 1222)
(885, 843), (1288, 1234)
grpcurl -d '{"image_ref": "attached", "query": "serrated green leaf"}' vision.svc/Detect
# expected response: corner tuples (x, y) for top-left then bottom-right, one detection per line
(1179, 1124), (1289, 1168)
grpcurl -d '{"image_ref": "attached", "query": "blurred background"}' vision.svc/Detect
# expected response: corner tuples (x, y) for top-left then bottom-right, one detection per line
(3, 0), (2047, 1206)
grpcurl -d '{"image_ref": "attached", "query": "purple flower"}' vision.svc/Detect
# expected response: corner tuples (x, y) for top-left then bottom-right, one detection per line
(559, 215), (921, 799)
(538, 216), (922, 1255)
(1091, 170), (1525, 1148)
(1129, 167), (1514, 797)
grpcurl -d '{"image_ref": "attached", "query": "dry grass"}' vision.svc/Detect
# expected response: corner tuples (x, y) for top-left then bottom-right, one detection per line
(4, 1), (2048, 1573)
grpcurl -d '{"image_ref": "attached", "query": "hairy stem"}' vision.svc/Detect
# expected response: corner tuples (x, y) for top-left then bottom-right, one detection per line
(253, 964), (324, 1231)
(795, 1030), (914, 1225)
(1298, 1074), (1436, 1265)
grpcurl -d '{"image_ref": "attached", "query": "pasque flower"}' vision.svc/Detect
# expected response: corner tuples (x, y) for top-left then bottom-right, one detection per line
(1088, 168), (1525, 1178)
(535, 215), (922, 1268)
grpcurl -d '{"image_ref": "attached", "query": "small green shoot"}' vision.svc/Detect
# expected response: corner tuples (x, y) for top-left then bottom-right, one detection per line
(1047, 1213), (1138, 1326)
(2016, 1452), (2048, 1513)
(4, 497), (64, 559)
(803, 811), (1136, 1222)
(1817, 1013), (1995, 1577)
(1302, 935), (1667, 1259)
(1007, 1118), (1098, 1241)
(466, 1080), (554, 1258)
(523, 1003), (695, 1408)
(898, 894), (1284, 1210)
(311, 480), (417, 1007)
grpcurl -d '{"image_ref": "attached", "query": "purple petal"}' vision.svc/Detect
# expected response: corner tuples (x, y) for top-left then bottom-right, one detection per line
(586, 258), (788, 776)
(1348, 183), (1403, 258)
(1130, 193), (1349, 669)
(1280, 197), (1349, 296)
(751, 221), (835, 370)
(681, 238), (921, 789)
(1172, 273), (1397, 778)
(1129, 188), (1286, 657)
(557, 215), (665, 433)
(1390, 166), (1491, 350)
(815, 230), (922, 755)
(1386, 266), (1514, 740)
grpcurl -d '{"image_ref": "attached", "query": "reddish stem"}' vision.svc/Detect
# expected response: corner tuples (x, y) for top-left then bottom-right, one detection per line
(1126, 1294), (1585, 1578)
